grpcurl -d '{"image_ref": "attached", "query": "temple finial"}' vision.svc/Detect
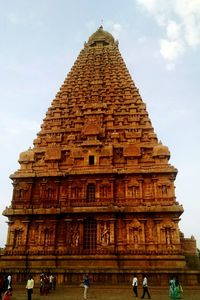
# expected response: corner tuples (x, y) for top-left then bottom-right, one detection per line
(100, 18), (104, 29)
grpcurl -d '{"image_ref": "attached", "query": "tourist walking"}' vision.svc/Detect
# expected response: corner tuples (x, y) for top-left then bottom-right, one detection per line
(26, 275), (34, 300)
(4, 275), (12, 292)
(141, 274), (151, 299)
(82, 274), (90, 299)
(132, 273), (138, 298)
(7, 276), (11, 291)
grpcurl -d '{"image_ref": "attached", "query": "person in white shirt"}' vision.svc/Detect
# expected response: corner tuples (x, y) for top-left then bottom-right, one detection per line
(26, 275), (34, 300)
(132, 273), (138, 298)
(7, 275), (12, 290)
(141, 274), (151, 299)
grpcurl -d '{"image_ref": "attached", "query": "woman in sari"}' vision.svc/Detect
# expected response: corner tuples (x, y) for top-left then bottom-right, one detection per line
(169, 277), (183, 299)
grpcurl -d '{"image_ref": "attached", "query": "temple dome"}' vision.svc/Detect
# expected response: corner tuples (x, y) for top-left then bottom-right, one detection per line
(152, 142), (170, 158)
(18, 147), (34, 163)
(87, 26), (115, 46)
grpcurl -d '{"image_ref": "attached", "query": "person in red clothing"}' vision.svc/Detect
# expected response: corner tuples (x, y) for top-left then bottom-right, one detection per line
(2, 289), (12, 300)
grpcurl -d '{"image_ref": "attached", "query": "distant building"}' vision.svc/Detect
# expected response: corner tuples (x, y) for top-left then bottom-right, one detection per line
(1, 26), (199, 284)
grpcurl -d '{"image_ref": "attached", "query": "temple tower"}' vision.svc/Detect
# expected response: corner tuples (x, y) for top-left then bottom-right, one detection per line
(1, 27), (199, 284)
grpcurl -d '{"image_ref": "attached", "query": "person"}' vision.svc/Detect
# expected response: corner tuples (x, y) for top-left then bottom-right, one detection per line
(26, 275), (34, 300)
(52, 275), (56, 290)
(4, 275), (11, 292)
(49, 274), (54, 291)
(40, 274), (45, 295)
(7, 276), (11, 291)
(43, 274), (50, 295)
(132, 273), (138, 298)
(175, 278), (183, 299)
(169, 277), (176, 298)
(170, 277), (183, 299)
(141, 274), (151, 299)
(83, 274), (90, 299)
(2, 289), (12, 300)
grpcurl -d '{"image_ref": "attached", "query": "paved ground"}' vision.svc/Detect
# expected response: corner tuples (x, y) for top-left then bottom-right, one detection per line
(9, 285), (200, 300)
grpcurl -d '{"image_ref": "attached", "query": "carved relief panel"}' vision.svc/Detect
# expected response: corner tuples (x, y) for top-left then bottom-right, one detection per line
(27, 220), (56, 252)
(145, 219), (156, 243)
(97, 219), (115, 251)
(12, 181), (32, 205)
(100, 221), (110, 246)
(99, 180), (112, 200)
(143, 178), (154, 199)
(70, 181), (83, 200)
(159, 219), (177, 249)
(40, 222), (56, 248)
(7, 220), (27, 252)
(65, 221), (81, 249)
(28, 222), (39, 245)
(32, 179), (59, 206)
(126, 179), (140, 200)
(113, 147), (124, 164)
(126, 219), (142, 249)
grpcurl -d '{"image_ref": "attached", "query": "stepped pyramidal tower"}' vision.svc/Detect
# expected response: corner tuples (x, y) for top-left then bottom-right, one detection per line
(1, 26), (199, 284)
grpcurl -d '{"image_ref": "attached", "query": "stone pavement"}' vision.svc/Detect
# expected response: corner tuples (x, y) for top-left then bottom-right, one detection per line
(10, 285), (200, 300)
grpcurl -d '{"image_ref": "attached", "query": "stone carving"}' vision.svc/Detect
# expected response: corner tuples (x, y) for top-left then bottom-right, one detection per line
(100, 223), (110, 246)
(145, 219), (155, 243)
(2, 26), (198, 285)
(128, 219), (142, 247)
(67, 223), (80, 247)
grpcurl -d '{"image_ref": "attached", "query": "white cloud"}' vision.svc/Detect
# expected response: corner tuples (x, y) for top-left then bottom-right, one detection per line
(160, 39), (185, 60)
(113, 23), (122, 32)
(105, 21), (123, 39)
(166, 20), (181, 40)
(184, 17), (200, 46)
(136, 0), (200, 67)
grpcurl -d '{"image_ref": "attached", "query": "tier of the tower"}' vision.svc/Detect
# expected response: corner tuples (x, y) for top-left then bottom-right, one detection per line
(11, 27), (176, 179)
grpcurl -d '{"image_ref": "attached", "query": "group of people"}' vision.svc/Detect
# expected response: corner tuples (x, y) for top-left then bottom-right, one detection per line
(0, 271), (184, 300)
(132, 273), (151, 299)
(26, 273), (57, 300)
(132, 273), (183, 299)
(0, 272), (58, 300)
(39, 273), (56, 296)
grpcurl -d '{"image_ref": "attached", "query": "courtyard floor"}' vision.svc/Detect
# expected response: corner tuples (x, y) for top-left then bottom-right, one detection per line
(9, 284), (200, 300)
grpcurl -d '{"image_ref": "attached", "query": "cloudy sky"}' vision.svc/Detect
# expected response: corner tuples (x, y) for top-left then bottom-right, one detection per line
(0, 0), (200, 248)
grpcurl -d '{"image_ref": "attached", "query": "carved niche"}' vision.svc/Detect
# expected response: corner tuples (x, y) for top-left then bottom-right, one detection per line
(127, 219), (142, 249)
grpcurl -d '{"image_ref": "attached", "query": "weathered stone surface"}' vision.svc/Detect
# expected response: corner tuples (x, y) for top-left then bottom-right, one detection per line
(1, 26), (199, 284)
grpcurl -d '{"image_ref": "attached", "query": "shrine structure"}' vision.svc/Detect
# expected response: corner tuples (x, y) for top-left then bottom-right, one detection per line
(0, 27), (199, 285)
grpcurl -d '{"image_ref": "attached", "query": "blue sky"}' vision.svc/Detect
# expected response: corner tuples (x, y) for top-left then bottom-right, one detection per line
(0, 0), (200, 248)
